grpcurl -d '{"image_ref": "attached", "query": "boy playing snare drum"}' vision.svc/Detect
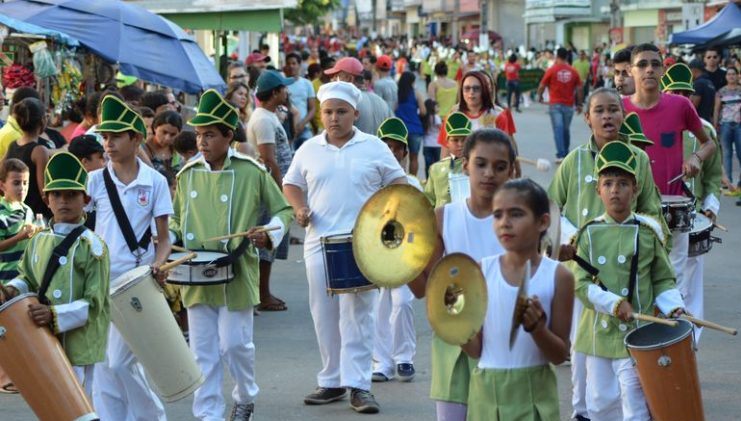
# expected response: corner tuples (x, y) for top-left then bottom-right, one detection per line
(3, 152), (110, 398)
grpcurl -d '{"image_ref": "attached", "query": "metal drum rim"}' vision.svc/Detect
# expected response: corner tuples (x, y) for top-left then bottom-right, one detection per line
(111, 266), (154, 297)
(624, 318), (693, 350)
(169, 250), (228, 265)
(321, 233), (353, 244)
(0, 292), (37, 312)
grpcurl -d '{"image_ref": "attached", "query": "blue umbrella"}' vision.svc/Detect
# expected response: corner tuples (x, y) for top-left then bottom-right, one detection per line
(0, 0), (225, 93)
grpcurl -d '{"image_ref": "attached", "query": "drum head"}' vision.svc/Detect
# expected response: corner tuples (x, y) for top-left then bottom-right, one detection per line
(661, 195), (691, 204)
(624, 319), (693, 350)
(111, 266), (152, 296)
(170, 251), (228, 265)
(692, 213), (712, 233)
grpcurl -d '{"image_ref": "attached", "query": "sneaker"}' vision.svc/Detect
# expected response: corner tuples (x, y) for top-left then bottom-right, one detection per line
(350, 388), (380, 414)
(229, 403), (254, 421)
(304, 387), (347, 405)
(372, 372), (390, 382)
(396, 363), (415, 382)
(555, 157), (564, 164)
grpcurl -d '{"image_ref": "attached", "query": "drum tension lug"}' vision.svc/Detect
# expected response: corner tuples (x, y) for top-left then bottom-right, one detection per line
(711, 236), (722, 244)
(0, 326), (5, 338)
(130, 297), (143, 312)
(657, 355), (672, 367)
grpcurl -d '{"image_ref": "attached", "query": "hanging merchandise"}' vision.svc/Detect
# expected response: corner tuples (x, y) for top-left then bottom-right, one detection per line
(52, 51), (83, 115)
(2, 63), (34, 89)
(30, 40), (58, 78)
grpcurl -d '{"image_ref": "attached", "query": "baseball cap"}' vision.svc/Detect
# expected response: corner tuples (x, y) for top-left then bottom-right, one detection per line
(376, 55), (392, 71)
(324, 57), (364, 77)
(246, 52), (269, 66)
(256, 70), (295, 94)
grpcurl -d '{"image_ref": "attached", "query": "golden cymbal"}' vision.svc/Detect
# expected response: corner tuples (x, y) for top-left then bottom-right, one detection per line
(426, 253), (488, 345)
(541, 200), (561, 259)
(353, 184), (437, 288)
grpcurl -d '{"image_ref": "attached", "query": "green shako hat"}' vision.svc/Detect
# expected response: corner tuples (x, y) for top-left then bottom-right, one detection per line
(189, 89), (240, 130)
(377, 117), (408, 146)
(96, 95), (147, 137)
(619, 112), (653, 146)
(661, 63), (695, 93)
(596, 141), (638, 176)
(44, 152), (88, 192)
(445, 112), (472, 137)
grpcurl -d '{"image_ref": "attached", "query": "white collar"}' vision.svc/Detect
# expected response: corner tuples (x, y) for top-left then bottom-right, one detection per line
(52, 222), (84, 235)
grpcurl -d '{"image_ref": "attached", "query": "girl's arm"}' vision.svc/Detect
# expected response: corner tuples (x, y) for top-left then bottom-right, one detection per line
(713, 92), (722, 128)
(525, 264), (573, 364)
(461, 330), (483, 359)
(0, 225), (33, 251)
(416, 91), (427, 116)
(31, 145), (49, 203)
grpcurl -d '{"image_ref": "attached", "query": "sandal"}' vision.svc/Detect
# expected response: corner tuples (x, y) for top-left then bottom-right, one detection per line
(0, 383), (19, 394)
(257, 301), (288, 311)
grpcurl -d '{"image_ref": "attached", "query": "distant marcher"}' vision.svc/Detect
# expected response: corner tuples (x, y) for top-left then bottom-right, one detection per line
(504, 54), (522, 112)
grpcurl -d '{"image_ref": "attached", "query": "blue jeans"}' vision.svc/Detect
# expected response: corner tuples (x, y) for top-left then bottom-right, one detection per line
(549, 104), (575, 159)
(720, 122), (741, 183)
(423, 146), (441, 179)
(507, 80), (521, 109)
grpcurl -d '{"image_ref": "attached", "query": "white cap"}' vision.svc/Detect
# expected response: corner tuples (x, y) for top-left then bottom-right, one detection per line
(317, 81), (362, 109)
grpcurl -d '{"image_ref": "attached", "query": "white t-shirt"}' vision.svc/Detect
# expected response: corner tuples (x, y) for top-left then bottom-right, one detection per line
(246, 107), (287, 149)
(283, 129), (406, 257)
(87, 159), (173, 284)
(287, 76), (316, 138)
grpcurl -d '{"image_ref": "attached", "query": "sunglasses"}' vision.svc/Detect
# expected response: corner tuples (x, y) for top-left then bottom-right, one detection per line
(463, 85), (482, 93)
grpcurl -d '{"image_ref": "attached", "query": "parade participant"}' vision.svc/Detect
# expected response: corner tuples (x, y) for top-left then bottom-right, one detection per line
(536, 47), (584, 161)
(247, 70), (296, 312)
(409, 128), (516, 421)
(3, 152), (110, 398)
(463, 178), (573, 421)
(5, 97), (51, 219)
(612, 47), (635, 96)
(170, 89), (293, 420)
(283, 81), (406, 414)
(69, 135), (106, 173)
(662, 63), (723, 340)
(437, 71), (516, 159)
(0, 159), (34, 282)
(505, 53), (523, 112)
(395, 71), (426, 176)
(573, 141), (685, 420)
(142, 110), (183, 178)
(548, 87), (665, 421)
(372, 117), (419, 384)
(623, 44), (716, 328)
(425, 112), (472, 207)
(88, 95), (172, 421)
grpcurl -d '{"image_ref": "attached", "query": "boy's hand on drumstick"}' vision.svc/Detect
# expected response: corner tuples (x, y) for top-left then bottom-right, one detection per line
(616, 300), (634, 322)
(28, 303), (53, 327)
(523, 296), (547, 333)
(669, 308), (686, 318)
(246, 227), (270, 249)
(683, 155), (702, 178)
(558, 244), (576, 262)
(702, 210), (717, 224)
(296, 206), (311, 227)
(151, 263), (168, 287)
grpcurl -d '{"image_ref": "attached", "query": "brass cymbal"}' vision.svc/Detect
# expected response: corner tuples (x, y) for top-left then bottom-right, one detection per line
(541, 200), (561, 259)
(353, 184), (437, 288)
(426, 253), (488, 345)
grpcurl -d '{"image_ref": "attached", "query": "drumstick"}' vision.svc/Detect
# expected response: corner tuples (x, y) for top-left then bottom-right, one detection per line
(205, 226), (281, 242)
(517, 156), (551, 172)
(667, 173), (684, 184)
(159, 252), (198, 272)
(714, 222), (728, 232)
(681, 315), (737, 336)
(171, 244), (188, 253)
(517, 157), (538, 165)
(632, 313), (678, 327)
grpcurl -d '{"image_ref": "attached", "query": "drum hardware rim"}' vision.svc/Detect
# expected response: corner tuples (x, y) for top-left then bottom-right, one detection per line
(111, 267), (164, 297)
(624, 319), (693, 351)
(73, 412), (100, 421)
(321, 234), (354, 244)
(0, 292), (37, 312)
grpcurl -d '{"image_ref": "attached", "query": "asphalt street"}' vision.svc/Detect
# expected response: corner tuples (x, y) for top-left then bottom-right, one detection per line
(2, 102), (740, 420)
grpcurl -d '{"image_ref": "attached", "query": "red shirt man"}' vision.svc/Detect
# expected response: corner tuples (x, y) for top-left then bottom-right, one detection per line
(504, 61), (521, 81)
(538, 59), (582, 106)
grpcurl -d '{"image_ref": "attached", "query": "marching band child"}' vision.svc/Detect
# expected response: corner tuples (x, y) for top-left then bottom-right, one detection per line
(548, 87), (665, 421)
(372, 117), (419, 384)
(88, 95), (172, 421)
(425, 112), (472, 207)
(661, 63), (723, 341)
(410, 128), (516, 421)
(573, 141), (685, 420)
(462, 178), (573, 421)
(3, 152), (110, 398)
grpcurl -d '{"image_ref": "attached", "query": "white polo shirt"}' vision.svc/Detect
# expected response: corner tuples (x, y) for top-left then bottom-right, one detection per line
(284, 128), (405, 258)
(87, 159), (173, 284)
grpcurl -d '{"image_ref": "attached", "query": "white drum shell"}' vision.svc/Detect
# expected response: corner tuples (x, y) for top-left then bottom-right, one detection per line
(110, 266), (203, 401)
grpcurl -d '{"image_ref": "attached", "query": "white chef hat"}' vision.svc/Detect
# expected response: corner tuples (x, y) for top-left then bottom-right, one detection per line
(317, 81), (362, 109)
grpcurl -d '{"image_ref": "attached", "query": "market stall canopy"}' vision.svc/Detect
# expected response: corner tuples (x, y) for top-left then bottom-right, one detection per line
(0, 0), (225, 93)
(703, 27), (741, 48)
(128, 0), (298, 32)
(669, 3), (741, 45)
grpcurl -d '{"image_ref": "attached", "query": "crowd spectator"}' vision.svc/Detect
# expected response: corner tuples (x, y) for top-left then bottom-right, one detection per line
(689, 59), (717, 122)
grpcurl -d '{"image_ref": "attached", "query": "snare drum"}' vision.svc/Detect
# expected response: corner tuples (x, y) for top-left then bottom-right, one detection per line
(624, 319), (704, 421)
(321, 233), (376, 294)
(167, 251), (233, 286)
(688, 214), (720, 257)
(661, 195), (694, 232)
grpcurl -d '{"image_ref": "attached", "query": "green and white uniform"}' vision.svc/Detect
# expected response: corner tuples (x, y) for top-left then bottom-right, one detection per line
(0, 198), (33, 281)
(424, 156), (463, 208)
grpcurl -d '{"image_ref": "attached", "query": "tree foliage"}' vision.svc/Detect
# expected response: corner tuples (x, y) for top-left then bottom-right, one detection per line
(284, 0), (341, 25)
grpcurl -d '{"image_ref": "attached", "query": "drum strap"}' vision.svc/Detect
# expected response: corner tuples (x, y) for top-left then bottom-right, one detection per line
(626, 219), (640, 305)
(38, 226), (87, 305)
(212, 238), (251, 267)
(103, 168), (151, 264)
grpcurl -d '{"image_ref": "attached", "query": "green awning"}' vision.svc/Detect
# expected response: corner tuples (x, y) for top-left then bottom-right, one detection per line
(162, 9), (283, 32)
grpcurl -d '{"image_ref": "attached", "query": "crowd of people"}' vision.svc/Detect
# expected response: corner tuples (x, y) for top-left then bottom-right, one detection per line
(0, 30), (736, 421)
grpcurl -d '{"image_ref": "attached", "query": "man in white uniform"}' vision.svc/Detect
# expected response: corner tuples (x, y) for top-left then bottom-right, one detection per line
(283, 82), (407, 415)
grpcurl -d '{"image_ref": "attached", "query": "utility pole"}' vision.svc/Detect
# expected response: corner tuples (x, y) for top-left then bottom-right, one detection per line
(452, 0), (460, 45)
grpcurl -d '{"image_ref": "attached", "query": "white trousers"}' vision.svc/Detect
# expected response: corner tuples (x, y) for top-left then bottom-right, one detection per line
(372, 285), (416, 377)
(435, 401), (467, 421)
(93, 324), (167, 421)
(570, 298), (588, 418)
(669, 231), (689, 301)
(585, 356), (650, 421)
(73, 365), (95, 401)
(188, 304), (257, 421)
(682, 255), (705, 341)
(306, 251), (379, 391)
